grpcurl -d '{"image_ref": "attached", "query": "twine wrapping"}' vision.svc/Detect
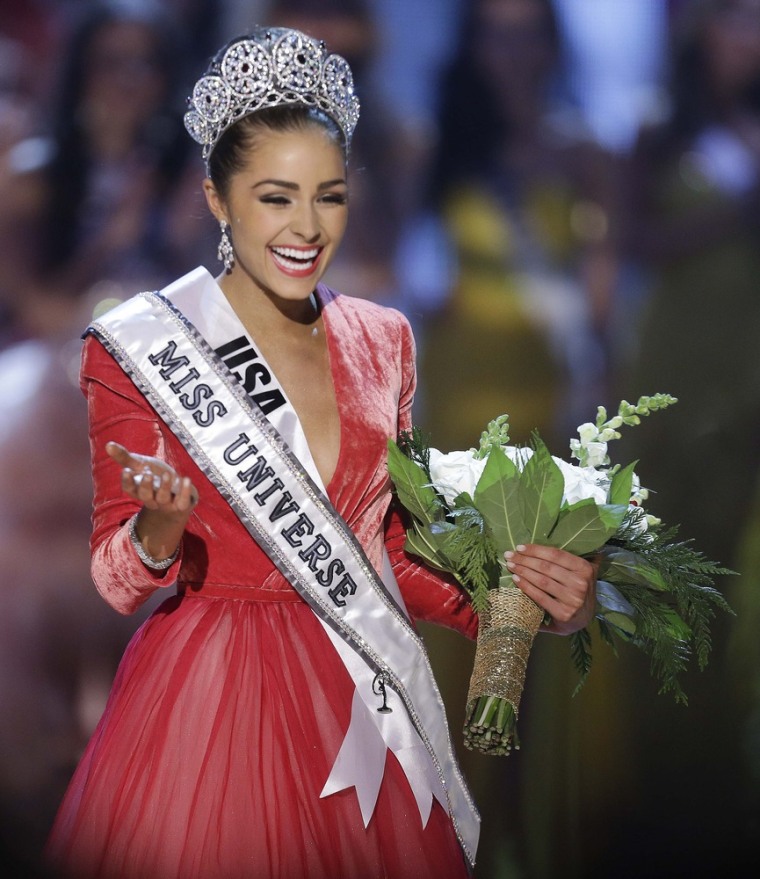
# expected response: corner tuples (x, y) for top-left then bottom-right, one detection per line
(464, 581), (544, 755)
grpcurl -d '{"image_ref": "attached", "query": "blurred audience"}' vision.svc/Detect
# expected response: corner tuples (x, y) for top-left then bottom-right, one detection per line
(622, 0), (760, 570)
(0, 0), (214, 346)
(411, 0), (616, 452)
(399, 2), (629, 877)
(610, 1), (760, 874)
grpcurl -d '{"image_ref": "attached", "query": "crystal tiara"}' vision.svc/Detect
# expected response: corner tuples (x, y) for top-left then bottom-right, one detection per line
(183, 28), (361, 162)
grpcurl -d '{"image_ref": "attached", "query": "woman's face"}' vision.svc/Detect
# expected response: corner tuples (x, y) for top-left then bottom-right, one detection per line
(205, 124), (348, 307)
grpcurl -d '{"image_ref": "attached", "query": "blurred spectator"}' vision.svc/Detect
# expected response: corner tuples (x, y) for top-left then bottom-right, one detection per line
(0, 295), (166, 876)
(411, 0), (616, 451)
(612, 0), (760, 874)
(0, 0), (212, 346)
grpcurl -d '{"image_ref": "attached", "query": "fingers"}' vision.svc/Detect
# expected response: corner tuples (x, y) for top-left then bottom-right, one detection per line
(508, 543), (590, 574)
(504, 544), (595, 632)
(107, 441), (198, 512)
(174, 476), (199, 512)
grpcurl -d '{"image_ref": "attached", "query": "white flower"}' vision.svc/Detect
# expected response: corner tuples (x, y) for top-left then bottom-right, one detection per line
(597, 428), (621, 443)
(570, 423), (610, 468)
(428, 448), (488, 506)
(577, 422), (598, 443)
(552, 458), (610, 506)
(582, 441), (609, 468)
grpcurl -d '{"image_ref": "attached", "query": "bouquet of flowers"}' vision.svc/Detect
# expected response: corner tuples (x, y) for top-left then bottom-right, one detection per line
(387, 395), (733, 756)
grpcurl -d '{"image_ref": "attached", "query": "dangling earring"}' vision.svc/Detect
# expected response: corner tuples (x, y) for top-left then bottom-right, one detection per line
(217, 220), (234, 273)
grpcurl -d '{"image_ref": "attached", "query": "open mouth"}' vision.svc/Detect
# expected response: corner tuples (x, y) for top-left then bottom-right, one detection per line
(270, 245), (323, 276)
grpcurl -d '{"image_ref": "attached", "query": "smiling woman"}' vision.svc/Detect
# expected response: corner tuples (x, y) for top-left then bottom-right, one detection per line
(204, 122), (348, 314)
(43, 25), (596, 879)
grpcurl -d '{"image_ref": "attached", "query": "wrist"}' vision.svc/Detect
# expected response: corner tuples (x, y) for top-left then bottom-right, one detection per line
(128, 513), (181, 571)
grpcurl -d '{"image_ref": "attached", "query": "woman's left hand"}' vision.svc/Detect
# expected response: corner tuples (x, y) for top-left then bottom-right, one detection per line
(504, 544), (597, 635)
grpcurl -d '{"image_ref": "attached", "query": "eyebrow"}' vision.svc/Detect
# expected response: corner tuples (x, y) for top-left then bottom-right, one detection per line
(253, 178), (347, 191)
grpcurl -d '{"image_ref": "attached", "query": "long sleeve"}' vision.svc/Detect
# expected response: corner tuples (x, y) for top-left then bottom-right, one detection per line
(386, 506), (478, 639)
(80, 334), (185, 614)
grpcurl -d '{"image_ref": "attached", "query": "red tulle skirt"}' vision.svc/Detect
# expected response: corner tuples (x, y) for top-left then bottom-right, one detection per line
(45, 592), (470, 879)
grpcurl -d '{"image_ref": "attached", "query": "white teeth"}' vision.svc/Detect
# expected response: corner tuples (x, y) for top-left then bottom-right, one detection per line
(271, 249), (317, 272)
(271, 246), (320, 260)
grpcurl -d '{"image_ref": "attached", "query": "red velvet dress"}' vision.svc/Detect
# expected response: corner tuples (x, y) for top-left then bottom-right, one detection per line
(46, 286), (478, 879)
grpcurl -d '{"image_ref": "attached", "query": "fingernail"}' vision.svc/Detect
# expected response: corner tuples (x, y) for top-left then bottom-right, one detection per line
(506, 560), (516, 570)
(504, 551), (514, 560)
(516, 544), (526, 551)
(512, 574), (520, 584)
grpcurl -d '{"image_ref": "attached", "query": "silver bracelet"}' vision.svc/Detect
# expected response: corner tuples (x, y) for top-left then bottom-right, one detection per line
(128, 515), (180, 571)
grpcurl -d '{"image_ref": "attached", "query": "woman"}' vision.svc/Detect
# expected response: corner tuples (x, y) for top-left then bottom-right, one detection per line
(46, 27), (595, 879)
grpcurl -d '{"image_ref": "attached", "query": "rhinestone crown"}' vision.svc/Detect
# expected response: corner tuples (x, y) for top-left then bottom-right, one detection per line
(184, 29), (360, 162)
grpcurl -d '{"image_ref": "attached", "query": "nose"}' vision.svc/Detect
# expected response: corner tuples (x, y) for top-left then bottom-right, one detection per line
(289, 201), (321, 242)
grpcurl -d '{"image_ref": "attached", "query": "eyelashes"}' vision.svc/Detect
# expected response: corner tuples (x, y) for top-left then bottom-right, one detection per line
(258, 193), (348, 207)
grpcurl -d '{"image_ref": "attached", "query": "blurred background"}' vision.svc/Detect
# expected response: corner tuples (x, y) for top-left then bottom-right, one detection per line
(0, 0), (758, 876)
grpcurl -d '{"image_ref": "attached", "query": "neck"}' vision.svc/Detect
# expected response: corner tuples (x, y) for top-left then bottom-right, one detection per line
(217, 272), (321, 340)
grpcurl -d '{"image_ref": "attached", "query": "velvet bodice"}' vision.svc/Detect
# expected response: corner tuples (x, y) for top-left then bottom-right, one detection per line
(81, 283), (476, 638)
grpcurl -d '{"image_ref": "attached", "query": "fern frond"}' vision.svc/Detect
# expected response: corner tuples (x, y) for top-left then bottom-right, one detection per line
(397, 426), (432, 475)
(570, 629), (593, 695)
(592, 521), (735, 702)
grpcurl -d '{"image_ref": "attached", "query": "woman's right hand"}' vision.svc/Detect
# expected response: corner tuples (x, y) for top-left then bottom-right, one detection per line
(106, 441), (198, 564)
(106, 441), (198, 514)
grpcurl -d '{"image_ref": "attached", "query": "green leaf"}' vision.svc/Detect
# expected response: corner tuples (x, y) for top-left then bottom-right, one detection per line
(474, 447), (529, 552)
(609, 460), (637, 505)
(548, 500), (627, 555)
(404, 524), (457, 575)
(474, 443), (518, 493)
(387, 440), (442, 525)
(659, 608), (692, 642)
(601, 610), (638, 637)
(518, 437), (563, 543)
(598, 547), (669, 591)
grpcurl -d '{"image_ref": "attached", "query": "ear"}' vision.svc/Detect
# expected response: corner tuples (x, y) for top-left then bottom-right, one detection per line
(203, 178), (228, 224)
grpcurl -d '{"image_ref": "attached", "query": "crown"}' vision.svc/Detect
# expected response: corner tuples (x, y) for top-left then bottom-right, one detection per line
(184, 29), (361, 162)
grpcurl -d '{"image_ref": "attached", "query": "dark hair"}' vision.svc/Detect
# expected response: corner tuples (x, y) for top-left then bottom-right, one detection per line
(208, 104), (346, 197)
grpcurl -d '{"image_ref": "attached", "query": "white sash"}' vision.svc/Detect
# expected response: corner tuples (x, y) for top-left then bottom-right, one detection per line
(88, 267), (479, 866)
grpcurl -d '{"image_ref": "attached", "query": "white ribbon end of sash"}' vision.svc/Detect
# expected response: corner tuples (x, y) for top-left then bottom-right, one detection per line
(320, 687), (450, 830)
(320, 688), (387, 827)
(392, 743), (448, 828)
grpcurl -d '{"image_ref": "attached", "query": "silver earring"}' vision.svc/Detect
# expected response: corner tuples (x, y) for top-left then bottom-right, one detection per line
(217, 220), (234, 273)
